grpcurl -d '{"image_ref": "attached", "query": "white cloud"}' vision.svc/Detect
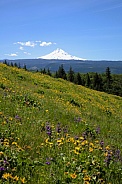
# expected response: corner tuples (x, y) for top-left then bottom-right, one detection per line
(15, 41), (36, 47)
(19, 46), (24, 50)
(40, 41), (56, 47)
(5, 53), (18, 57)
(14, 40), (56, 48)
(24, 52), (31, 55)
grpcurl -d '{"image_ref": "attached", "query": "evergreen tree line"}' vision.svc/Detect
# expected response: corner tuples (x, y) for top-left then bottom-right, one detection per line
(2, 61), (122, 97)
(40, 64), (122, 97)
(3, 60), (27, 70)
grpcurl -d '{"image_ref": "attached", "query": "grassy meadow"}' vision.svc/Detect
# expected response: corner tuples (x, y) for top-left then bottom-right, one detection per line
(0, 63), (122, 183)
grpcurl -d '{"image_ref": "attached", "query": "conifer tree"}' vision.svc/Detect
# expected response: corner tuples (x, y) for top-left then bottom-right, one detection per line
(67, 66), (74, 82)
(23, 64), (27, 70)
(85, 73), (91, 87)
(47, 68), (52, 76)
(14, 62), (18, 67)
(106, 67), (112, 83)
(74, 72), (82, 85)
(10, 62), (14, 67)
(57, 64), (67, 80)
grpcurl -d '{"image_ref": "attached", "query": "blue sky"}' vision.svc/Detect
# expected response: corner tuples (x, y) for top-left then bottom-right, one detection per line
(0, 0), (122, 60)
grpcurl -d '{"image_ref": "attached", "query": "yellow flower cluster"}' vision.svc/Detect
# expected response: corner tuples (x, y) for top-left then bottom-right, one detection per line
(2, 173), (26, 183)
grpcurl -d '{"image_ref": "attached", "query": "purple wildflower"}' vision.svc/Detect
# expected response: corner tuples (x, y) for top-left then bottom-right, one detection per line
(15, 115), (21, 121)
(45, 162), (51, 165)
(46, 122), (52, 137)
(114, 149), (121, 161)
(100, 140), (104, 148)
(3, 159), (9, 165)
(63, 126), (68, 134)
(0, 167), (5, 171)
(45, 157), (53, 165)
(56, 123), (61, 133)
(105, 151), (112, 167)
(96, 126), (100, 134)
(74, 117), (82, 123)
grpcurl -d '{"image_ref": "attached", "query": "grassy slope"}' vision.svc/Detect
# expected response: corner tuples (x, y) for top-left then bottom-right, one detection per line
(0, 63), (122, 183)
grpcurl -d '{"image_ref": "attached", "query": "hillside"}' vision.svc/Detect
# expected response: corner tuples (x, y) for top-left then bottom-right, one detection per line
(0, 63), (122, 183)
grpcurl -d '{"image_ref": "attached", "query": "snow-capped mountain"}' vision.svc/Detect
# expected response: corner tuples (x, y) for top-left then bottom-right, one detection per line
(38, 48), (86, 60)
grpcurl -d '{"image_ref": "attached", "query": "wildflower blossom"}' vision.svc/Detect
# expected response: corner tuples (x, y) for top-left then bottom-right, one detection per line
(56, 123), (61, 133)
(89, 147), (93, 152)
(2, 173), (13, 179)
(46, 122), (52, 137)
(70, 173), (77, 179)
(83, 175), (91, 181)
(20, 177), (26, 183)
(0, 167), (5, 171)
(13, 175), (19, 181)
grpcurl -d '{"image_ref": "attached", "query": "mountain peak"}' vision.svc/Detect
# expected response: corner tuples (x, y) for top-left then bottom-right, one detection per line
(38, 48), (86, 60)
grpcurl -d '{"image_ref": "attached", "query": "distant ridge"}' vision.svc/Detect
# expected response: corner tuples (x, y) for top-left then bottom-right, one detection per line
(38, 48), (86, 60)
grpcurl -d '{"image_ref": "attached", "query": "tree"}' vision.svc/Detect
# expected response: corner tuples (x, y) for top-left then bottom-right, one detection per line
(3, 60), (7, 65)
(42, 68), (46, 74)
(10, 62), (14, 67)
(14, 62), (18, 67)
(104, 67), (112, 91)
(47, 68), (52, 76)
(74, 72), (82, 85)
(54, 71), (58, 78)
(85, 73), (91, 87)
(23, 64), (27, 70)
(18, 63), (21, 69)
(57, 64), (67, 80)
(106, 67), (112, 83)
(67, 66), (74, 82)
(92, 73), (103, 91)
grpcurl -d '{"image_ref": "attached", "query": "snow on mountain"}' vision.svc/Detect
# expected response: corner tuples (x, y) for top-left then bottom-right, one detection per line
(38, 48), (86, 60)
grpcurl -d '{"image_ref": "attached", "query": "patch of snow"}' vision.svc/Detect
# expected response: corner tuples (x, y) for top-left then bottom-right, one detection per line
(38, 48), (86, 60)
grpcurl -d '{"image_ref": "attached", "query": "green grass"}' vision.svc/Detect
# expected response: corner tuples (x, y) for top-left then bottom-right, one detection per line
(0, 63), (122, 183)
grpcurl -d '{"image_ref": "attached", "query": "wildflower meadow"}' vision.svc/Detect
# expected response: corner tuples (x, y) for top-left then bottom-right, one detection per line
(0, 63), (122, 183)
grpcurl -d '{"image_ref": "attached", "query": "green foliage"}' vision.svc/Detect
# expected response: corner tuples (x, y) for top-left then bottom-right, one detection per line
(56, 64), (67, 80)
(74, 72), (82, 85)
(67, 66), (74, 82)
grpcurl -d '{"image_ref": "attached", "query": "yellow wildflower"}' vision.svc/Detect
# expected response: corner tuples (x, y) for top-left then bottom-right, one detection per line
(79, 136), (84, 140)
(57, 139), (62, 143)
(106, 145), (110, 150)
(95, 140), (99, 143)
(89, 147), (93, 152)
(45, 138), (49, 143)
(83, 175), (91, 181)
(13, 175), (19, 181)
(67, 137), (74, 143)
(89, 142), (94, 147)
(2, 173), (13, 179)
(70, 173), (77, 179)
(74, 149), (79, 154)
(12, 142), (18, 145)
(2, 121), (6, 125)
(20, 177), (26, 183)
(84, 182), (90, 184)
(75, 147), (80, 151)
(82, 170), (87, 173)
(81, 141), (85, 146)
